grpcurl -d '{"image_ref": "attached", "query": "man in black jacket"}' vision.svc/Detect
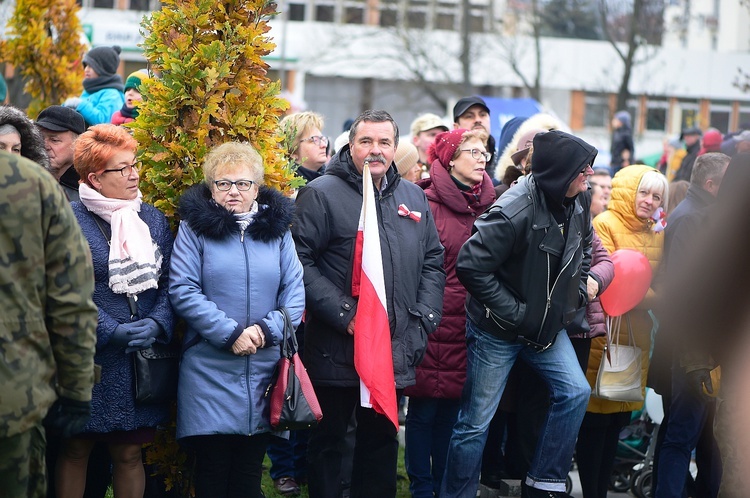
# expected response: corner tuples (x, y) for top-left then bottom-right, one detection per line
(653, 152), (729, 498)
(441, 130), (595, 498)
(35, 105), (86, 202)
(292, 109), (445, 498)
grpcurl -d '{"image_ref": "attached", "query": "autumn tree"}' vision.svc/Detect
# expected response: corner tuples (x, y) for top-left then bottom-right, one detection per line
(0, 0), (85, 116)
(135, 0), (301, 228)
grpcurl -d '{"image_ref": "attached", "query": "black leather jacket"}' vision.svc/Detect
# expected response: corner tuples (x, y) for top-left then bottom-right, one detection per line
(457, 174), (592, 349)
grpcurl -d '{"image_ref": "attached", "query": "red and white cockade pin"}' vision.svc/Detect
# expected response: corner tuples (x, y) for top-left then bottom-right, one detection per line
(651, 207), (667, 233)
(398, 203), (422, 222)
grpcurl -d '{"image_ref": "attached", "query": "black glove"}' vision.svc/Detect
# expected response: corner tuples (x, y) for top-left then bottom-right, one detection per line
(44, 397), (91, 437)
(686, 369), (713, 397)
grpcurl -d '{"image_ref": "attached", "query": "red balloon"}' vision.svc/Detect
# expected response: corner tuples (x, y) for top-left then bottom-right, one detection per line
(599, 249), (652, 317)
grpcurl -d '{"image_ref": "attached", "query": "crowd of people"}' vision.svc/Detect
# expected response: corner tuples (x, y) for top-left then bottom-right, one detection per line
(2, 43), (750, 498)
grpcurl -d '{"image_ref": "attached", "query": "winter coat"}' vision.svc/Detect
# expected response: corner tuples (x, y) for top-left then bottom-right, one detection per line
(459, 131), (597, 348)
(585, 165), (664, 414)
(569, 231), (614, 339)
(76, 87), (125, 127)
(169, 184), (305, 439)
(71, 201), (175, 433)
(674, 140), (701, 182)
(0, 105), (50, 169)
(59, 166), (81, 202)
(110, 110), (133, 126)
(0, 153), (97, 438)
(610, 124), (634, 171)
(404, 160), (495, 399)
(292, 145), (445, 389)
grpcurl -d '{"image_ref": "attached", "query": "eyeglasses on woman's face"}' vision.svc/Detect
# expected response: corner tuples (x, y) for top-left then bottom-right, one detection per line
(300, 135), (329, 147)
(101, 162), (137, 177)
(214, 179), (255, 191)
(460, 148), (491, 162)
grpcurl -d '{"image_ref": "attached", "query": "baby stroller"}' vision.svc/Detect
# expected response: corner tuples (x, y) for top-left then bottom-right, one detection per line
(609, 388), (663, 497)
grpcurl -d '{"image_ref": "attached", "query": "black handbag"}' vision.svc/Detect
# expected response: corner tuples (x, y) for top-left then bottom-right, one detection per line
(133, 340), (180, 405)
(267, 307), (323, 430)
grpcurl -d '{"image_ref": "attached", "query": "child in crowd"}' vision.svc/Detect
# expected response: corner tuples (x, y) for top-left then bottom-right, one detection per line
(111, 70), (149, 125)
(64, 45), (125, 126)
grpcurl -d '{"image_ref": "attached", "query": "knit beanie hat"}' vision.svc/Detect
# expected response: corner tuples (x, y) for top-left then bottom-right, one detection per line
(394, 142), (419, 177)
(83, 45), (121, 77)
(124, 70), (149, 92)
(428, 128), (468, 169)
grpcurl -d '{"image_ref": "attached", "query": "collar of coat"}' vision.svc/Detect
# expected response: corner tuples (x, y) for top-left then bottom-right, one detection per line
(178, 182), (295, 243)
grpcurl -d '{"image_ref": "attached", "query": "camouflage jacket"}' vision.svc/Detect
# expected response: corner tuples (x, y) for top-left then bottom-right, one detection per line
(0, 152), (97, 438)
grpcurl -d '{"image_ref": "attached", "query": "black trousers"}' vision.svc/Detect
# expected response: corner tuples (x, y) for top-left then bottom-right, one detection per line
(575, 411), (632, 498)
(307, 386), (401, 498)
(187, 433), (271, 498)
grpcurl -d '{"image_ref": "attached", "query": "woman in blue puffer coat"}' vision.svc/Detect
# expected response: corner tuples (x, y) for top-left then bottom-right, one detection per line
(169, 142), (305, 498)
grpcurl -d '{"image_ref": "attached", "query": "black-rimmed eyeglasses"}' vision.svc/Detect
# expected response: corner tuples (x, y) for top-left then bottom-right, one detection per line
(214, 179), (255, 191)
(101, 163), (137, 177)
(460, 149), (491, 162)
(300, 135), (329, 147)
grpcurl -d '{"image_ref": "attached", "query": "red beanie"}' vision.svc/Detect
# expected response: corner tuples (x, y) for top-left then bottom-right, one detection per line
(428, 128), (468, 169)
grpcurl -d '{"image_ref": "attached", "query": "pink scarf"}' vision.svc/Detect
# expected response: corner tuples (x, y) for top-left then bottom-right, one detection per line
(79, 183), (161, 295)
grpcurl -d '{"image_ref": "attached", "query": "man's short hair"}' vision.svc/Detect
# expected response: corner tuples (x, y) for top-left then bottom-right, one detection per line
(691, 152), (730, 187)
(349, 110), (399, 147)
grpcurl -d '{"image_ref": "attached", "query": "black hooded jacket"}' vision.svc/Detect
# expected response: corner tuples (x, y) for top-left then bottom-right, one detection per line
(292, 145), (446, 388)
(457, 130), (596, 348)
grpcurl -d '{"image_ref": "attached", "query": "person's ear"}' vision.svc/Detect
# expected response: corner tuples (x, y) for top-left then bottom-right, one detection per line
(88, 172), (102, 191)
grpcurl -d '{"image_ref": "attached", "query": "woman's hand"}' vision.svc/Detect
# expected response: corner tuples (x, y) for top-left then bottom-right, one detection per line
(231, 325), (265, 356)
(587, 276), (600, 301)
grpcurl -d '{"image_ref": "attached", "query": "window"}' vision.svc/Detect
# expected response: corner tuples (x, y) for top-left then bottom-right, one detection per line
(436, 12), (455, 30)
(678, 99), (700, 130)
(380, 9), (398, 26)
(315, 5), (335, 22)
(645, 98), (668, 132)
(406, 10), (427, 28)
(129, 0), (150, 10)
(709, 100), (732, 133)
(93, 0), (115, 7)
(344, 6), (364, 23)
(584, 93), (609, 128)
(288, 3), (306, 21)
(739, 106), (750, 131)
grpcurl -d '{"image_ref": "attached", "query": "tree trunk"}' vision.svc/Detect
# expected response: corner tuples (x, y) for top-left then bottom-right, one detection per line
(616, 0), (644, 111)
(460, 0), (472, 94)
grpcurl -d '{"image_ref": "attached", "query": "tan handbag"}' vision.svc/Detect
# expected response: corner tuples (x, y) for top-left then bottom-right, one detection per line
(594, 315), (643, 402)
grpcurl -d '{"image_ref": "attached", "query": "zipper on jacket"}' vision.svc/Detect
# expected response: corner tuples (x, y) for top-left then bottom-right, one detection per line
(535, 237), (579, 349)
(240, 230), (253, 433)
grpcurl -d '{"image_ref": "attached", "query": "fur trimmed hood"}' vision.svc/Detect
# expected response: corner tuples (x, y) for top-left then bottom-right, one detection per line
(178, 183), (294, 242)
(494, 113), (567, 182)
(0, 105), (50, 169)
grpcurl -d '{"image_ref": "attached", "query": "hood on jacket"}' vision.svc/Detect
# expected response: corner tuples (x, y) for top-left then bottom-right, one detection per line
(325, 144), (401, 194)
(495, 113), (568, 182)
(178, 182), (295, 242)
(606, 164), (660, 233)
(0, 105), (50, 170)
(531, 130), (597, 207)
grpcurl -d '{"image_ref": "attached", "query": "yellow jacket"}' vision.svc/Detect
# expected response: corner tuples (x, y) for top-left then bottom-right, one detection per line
(586, 165), (664, 414)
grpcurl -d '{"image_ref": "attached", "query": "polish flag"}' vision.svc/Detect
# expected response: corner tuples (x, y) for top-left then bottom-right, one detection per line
(351, 163), (399, 431)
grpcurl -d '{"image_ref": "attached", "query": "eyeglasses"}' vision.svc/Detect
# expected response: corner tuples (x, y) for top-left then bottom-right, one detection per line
(101, 163), (137, 177)
(580, 164), (594, 175)
(214, 179), (255, 191)
(300, 135), (329, 147)
(460, 148), (491, 162)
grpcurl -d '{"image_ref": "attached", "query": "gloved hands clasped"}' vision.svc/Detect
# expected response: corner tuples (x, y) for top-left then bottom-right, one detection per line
(111, 318), (162, 352)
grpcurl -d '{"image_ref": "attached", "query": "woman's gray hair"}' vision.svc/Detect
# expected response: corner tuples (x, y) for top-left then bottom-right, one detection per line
(203, 142), (264, 186)
(638, 169), (670, 213)
(0, 124), (20, 136)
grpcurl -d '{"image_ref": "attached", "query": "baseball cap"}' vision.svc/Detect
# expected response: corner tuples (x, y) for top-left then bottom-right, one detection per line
(410, 113), (448, 137)
(35, 105), (86, 135)
(453, 96), (490, 122)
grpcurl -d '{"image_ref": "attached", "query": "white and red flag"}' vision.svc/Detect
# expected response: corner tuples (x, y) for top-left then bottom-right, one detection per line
(351, 163), (399, 431)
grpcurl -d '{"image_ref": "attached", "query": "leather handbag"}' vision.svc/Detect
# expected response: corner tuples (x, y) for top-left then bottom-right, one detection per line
(133, 340), (180, 405)
(267, 307), (323, 430)
(594, 315), (643, 402)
